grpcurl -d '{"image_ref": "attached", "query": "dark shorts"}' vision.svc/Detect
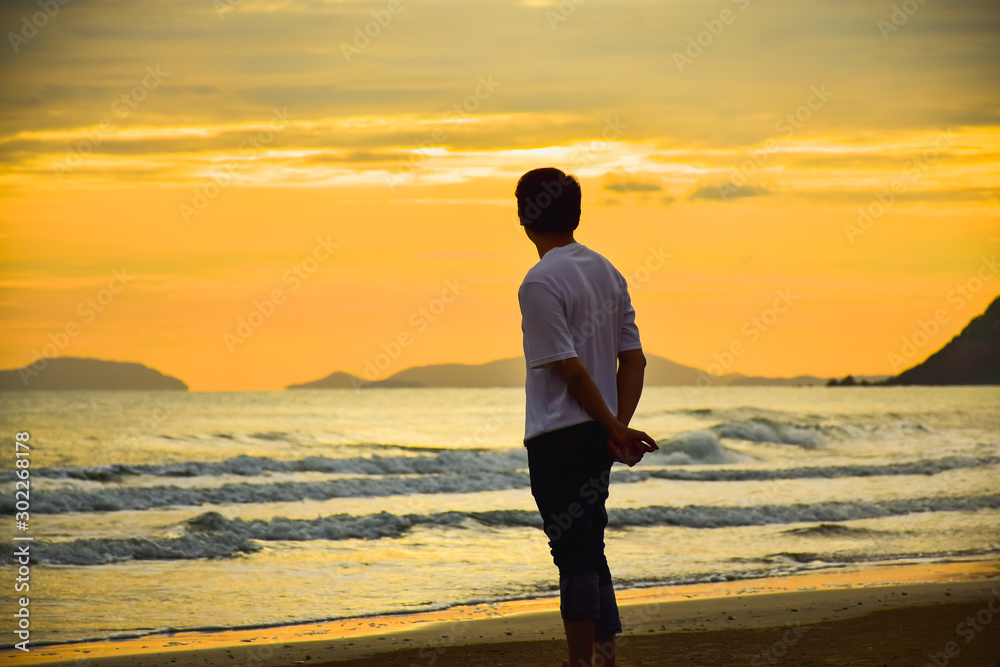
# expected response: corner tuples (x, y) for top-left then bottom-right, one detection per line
(525, 420), (622, 634)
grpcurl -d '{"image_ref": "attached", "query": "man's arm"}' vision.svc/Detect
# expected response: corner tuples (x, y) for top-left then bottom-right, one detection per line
(553, 356), (655, 452)
(616, 348), (646, 427)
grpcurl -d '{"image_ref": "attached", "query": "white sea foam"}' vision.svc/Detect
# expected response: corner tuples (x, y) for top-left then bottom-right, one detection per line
(10, 456), (997, 514)
(9, 494), (998, 565)
(650, 430), (753, 464)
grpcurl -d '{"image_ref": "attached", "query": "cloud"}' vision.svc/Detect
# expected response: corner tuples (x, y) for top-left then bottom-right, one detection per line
(683, 185), (1000, 205)
(689, 184), (772, 202)
(1, 0), (998, 193)
(604, 180), (662, 193)
(799, 186), (1000, 204)
(298, 150), (412, 165)
(4, 0), (996, 146)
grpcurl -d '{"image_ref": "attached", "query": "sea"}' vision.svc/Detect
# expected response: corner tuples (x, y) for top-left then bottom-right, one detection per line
(1, 386), (998, 647)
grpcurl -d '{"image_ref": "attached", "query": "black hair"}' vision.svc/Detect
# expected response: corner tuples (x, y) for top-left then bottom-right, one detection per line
(515, 167), (581, 234)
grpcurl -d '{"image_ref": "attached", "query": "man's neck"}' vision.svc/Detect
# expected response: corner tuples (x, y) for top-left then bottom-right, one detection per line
(534, 233), (576, 259)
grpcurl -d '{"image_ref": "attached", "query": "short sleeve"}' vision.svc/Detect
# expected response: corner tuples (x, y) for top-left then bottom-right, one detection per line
(518, 280), (578, 369)
(618, 281), (642, 353)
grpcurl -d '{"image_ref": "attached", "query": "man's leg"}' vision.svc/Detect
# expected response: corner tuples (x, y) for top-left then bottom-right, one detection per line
(593, 581), (620, 666)
(564, 618), (597, 667)
(559, 574), (615, 667)
(593, 633), (616, 667)
(527, 422), (609, 666)
(591, 458), (620, 667)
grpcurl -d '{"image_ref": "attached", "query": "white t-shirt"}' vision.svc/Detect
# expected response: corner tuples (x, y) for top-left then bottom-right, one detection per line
(518, 242), (642, 441)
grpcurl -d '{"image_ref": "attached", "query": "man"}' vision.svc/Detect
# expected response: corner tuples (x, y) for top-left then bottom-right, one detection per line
(516, 167), (657, 667)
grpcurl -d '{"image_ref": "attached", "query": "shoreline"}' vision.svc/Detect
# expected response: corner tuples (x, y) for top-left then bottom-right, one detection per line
(4, 558), (998, 666)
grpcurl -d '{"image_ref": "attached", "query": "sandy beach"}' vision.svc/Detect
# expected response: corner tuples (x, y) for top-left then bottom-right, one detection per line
(5, 559), (998, 667)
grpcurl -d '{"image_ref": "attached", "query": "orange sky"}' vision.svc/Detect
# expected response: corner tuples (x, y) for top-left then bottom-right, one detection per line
(1, 0), (998, 390)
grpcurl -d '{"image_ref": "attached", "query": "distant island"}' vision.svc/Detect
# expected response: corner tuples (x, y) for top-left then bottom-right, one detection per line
(0, 357), (188, 391)
(827, 294), (999, 386)
(6, 296), (995, 391)
(884, 294), (999, 385)
(825, 375), (889, 387)
(287, 354), (832, 390)
(293, 295), (999, 390)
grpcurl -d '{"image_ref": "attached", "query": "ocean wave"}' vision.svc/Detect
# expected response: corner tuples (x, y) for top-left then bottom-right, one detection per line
(639, 455), (1000, 482)
(5, 449), (530, 482)
(779, 523), (885, 537)
(603, 495), (1000, 529)
(757, 546), (998, 565)
(677, 407), (792, 421)
(675, 409), (941, 448)
(654, 416), (990, 461)
(9, 494), (999, 565)
(8, 472), (531, 514)
(0, 532), (261, 565)
(649, 431), (752, 464)
(3, 413), (954, 484)
(712, 419), (824, 448)
(620, 546), (999, 589)
(248, 431), (292, 442)
(8, 456), (997, 514)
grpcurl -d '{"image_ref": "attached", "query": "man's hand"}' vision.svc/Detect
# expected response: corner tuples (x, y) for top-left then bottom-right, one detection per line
(606, 425), (657, 467)
(552, 357), (657, 465)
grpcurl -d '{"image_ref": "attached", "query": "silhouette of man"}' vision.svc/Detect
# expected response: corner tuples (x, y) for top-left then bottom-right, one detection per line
(516, 167), (657, 667)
